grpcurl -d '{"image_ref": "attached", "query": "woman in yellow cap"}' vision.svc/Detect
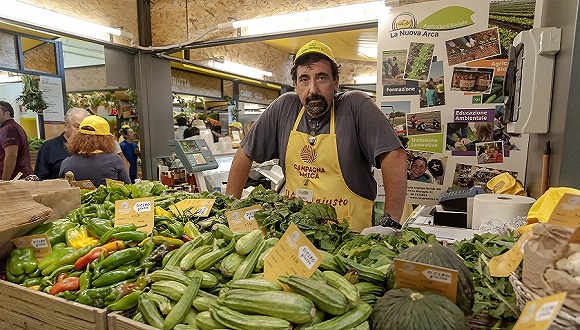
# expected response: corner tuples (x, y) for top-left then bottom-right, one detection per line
(59, 115), (131, 187)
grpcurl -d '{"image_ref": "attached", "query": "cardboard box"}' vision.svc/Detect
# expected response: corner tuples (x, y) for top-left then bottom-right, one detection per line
(0, 280), (108, 330)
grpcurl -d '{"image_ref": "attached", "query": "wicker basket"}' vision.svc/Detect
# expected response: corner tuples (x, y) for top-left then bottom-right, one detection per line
(509, 272), (580, 329)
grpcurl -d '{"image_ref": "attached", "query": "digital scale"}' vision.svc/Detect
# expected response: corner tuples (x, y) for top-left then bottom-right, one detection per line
(168, 139), (218, 173)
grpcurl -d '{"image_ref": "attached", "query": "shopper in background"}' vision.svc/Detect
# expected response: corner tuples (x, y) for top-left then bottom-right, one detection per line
(226, 40), (407, 232)
(183, 127), (200, 140)
(59, 115), (130, 186)
(0, 101), (32, 180)
(205, 117), (224, 142)
(34, 108), (89, 180)
(119, 126), (140, 183)
(174, 116), (189, 140)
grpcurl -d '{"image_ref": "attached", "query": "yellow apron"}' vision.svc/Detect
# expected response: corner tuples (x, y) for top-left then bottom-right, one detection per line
(284, 105), (373, 232)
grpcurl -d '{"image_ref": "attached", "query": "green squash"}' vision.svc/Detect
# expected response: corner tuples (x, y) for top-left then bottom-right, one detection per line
(385, 243), (475, 316)
(369, 288), (469, 330)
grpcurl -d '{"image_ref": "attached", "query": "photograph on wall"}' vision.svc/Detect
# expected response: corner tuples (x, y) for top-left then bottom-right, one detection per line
(382, 50), (419, 96)
(406, 110), (441, 136)
(403, 42), (435, 81)
(419, 61), (445, 108)
(452, 163), (518, 188)
(450, 67), (495, 93)
(466, 59), (507, 104)
(446, 108), (495, 156)
(489, 0), (536, 58)
(492, 105), (521, 155)
(446, 27), (502, 66)
(476, 141), (505, 164)
(405, 150), (446, 205)
(382, 101), (410, 148)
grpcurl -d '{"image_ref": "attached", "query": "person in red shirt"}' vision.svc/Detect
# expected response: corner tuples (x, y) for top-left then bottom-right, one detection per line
(0, 101), (32, 180)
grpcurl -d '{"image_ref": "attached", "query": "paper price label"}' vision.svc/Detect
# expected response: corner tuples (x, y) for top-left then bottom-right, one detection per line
(264, 222), (322, 286)
(72, 180), (96, 190)
(393, 259), (458, 303)
(226, 205), (261, 232)
(11, 234), (52, 261)
(106, 178), (125, 186)
(488, 231), (533, 277)
(115, 197), (155, 235)
(548, 193), (580, 228)
(512, 292), (567, 330)
(169, 199), (215, 217)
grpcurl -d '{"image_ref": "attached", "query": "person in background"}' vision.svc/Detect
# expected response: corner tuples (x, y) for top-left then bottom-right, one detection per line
(408, 156), (433, 183)
(34, 108), (89, 180)
(226, 40), (407, 232)
(446, 122), (470, 150)
(205, 117), (224, 142)
(59, 115), (130, 186)
(119, 126), (140, 183)
(477, 146), (488, 164)
(183, 127), (200, 140)
(174, 116), (189, 140)
(0, 101), (32, 180)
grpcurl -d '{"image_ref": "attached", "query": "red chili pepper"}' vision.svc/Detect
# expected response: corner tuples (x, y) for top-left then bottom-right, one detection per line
(74, 246), (108, 270)
(49, 276), (80, 295)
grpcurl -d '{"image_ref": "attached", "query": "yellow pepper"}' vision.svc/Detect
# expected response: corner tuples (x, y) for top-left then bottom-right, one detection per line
(155, 206), (173, 218)
(65, 226), (100, 249)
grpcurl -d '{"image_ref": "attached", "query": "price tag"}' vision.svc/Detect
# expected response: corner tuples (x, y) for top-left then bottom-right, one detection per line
(263, 222), (322, 287)
(169, 199), (215, 217)
(512, 292), (567, 330)
(106, 178), (125, 186)
(547, 193), (580, 228)
(226, 205), (261, 232)
(115, 197), (154, 235)
(10, 234), (52, 261)
(488, 230), (533, 277)
(393, 259), (458, 303)
(72, 180), (96, 190)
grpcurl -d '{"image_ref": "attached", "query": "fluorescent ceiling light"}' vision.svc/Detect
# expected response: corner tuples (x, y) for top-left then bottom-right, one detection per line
(354, 75), (377, 84)
(358, 43), (379, 59)
(210, 60), (272, 80)
(232, 1), (383, 35)
(1, 0), (125, 41)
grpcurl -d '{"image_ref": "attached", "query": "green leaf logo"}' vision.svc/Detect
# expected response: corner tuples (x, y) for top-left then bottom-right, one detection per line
(418, 6), (475, 31)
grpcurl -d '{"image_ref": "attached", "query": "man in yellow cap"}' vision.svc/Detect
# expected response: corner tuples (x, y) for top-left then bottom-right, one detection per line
(226, 40), (407, 232)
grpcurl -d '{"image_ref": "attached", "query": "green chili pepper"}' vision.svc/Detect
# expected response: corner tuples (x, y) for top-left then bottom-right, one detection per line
(139, 239), (156, 265)
(79, 271), (92, 291)
(161, 249), (178, 268)
(39, 246), (75, 274)
(92, 266), (141, 287)
(106, 290), (142, 311)
(93, 247), (143, 277)
(76, 280), (132, 306)
(85, 218), (113, 238)
(55, 244), (96, 266)
(100, 224), (142, 244)
(48, 264), (75, 279)
(30, 220), (76, 246)
(111, 230), (148, 243)
(22, 277), (44, 287)
(103, 201), (116, 213)
(154, 216), (185, 238)
(94, 204), (110, 219)
(55, 290), (79, 301)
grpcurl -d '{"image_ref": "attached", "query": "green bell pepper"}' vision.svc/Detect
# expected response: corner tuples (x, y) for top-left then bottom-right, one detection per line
(7, 248), (38, 284)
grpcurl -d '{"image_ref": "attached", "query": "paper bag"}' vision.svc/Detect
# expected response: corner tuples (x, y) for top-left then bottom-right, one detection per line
(543, 243), (580, 313)
(522, 223), (574, 290)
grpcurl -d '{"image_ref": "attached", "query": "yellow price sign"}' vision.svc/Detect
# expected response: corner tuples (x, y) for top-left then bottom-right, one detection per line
(72, 180), (96, 190)
(488, 231), (533, 277)
(169, 199), (215, 217)
(393, 259), (458, 303)
(512, 292), (567, 330)
(263, 222), (322, 287)
(547, 193), (580, 228)
(115, 197), (155, 235)
(11, 234), (52, 261)
(226, 205), (261, 232)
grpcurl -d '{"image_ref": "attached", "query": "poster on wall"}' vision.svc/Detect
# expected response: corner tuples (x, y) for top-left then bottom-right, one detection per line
(39, 76), (65, 123)
(375, 0), (534, 205)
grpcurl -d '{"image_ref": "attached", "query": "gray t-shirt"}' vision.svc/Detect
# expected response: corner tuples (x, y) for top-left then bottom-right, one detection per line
(59, 153), (131, 187)
(240, 90), (402, 200)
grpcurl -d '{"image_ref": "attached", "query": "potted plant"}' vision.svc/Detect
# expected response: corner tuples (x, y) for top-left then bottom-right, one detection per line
(17, 75), (48, 113)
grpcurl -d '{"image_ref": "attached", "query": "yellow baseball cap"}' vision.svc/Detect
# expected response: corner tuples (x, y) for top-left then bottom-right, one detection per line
(294, 40), (336, 64)
(79, 115), (112, 136)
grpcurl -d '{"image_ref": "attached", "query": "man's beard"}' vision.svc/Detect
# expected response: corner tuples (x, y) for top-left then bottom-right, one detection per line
(305, 94), (329, 117)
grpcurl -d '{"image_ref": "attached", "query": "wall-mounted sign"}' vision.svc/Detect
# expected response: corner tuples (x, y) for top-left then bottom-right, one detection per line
(171, 68), (222, 98)
(239, 83), (279, 105)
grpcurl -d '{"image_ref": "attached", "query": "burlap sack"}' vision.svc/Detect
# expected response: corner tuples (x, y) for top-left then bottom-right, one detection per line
(522, 223), (574, 290)
(10, 179), (80, 220)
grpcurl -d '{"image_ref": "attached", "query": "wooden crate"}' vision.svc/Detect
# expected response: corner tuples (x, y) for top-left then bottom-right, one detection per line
(0, 280), (108, 330)
(108, 312), (157, 330)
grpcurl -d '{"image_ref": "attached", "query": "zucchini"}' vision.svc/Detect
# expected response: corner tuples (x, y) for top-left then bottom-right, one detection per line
(254, 246), (273, 272)
(163, 271), (203, 330)
(210, 304), (292, 330)
(165, 237), (203, 269)
(319, 250), (342, 273)
(194, 239), (235, 271)
(234, 229), (262, 255)
(182, 307), (198, 325)
(354, 282), (385, 296)
(221, 289), (316, 324)
(334, 255), (385, 285)
(184, 270), (219, 289)
(146, 292), (172, 315)
(138, 293), (165, 328)
(229, 278), (283, 291)
(233, 240), (265, 280)
(151, 280), (187, 301)
(150, 269), (190, 285)
(295, 310), (325, 330)
(263, 237), (279, 249)
(219, 252), (245, 277)
(322, 270), (360, 307)
(354, 321), (370, 330)
(212, 223), (235, 241)
(279, 275), (349, 316)
(180, 245), (212, 270)
(196, 311), (222, 330)
(192, 295), (217, 312)
(306, 303), (372, 330)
